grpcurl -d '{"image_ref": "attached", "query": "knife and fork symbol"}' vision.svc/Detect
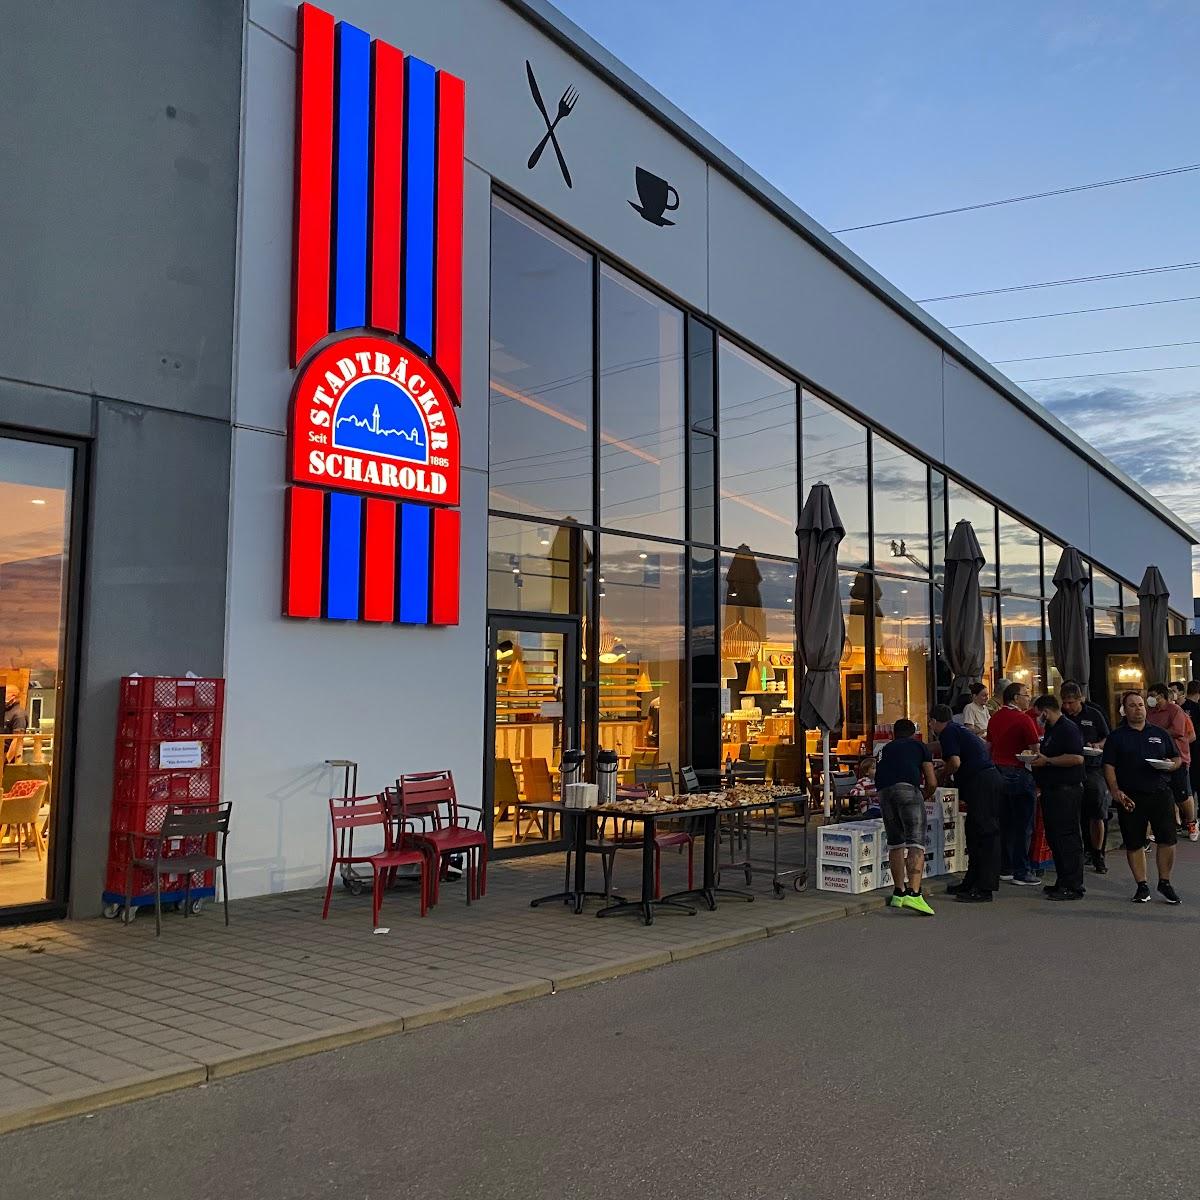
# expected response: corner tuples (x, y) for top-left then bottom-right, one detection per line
(526, 60), (577, 188)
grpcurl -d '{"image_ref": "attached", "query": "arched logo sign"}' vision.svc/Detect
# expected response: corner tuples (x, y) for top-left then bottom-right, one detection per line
(282, 4), (465, 627)
(290, 335), (460, 507)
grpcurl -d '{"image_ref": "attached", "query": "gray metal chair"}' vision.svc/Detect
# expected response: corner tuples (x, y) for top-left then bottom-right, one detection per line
(679, 766), (701, 794)
(634, 763), (675, 795)
(125, 801), (232, 936)
(731, 759), (767, 783)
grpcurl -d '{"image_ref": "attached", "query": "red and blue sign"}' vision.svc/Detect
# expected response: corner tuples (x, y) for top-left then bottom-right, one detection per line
(283, 3), (463, 626)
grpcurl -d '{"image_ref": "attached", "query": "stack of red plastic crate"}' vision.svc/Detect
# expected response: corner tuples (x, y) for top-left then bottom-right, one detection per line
(103, 676), (225, 917)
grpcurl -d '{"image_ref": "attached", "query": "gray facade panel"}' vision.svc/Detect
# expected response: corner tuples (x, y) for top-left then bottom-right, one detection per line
(0, 379), (93, 440)
(1086, 468), (1192, 607)
(941, 357), (1092, 553)
(706, 169), (946, 464)
(71, 403), (232, 915)
(0, 0), (242, 421)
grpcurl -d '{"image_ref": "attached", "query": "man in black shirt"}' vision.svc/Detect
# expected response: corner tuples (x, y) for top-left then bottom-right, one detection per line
(875, 718), (939, 914)
(1060, 681), (1111, 872)
(1032, 695), (1086, 899)
(1102, 690), (1184, 904)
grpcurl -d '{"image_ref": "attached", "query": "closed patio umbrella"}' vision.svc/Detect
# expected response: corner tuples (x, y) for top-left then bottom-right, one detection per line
(796, 483), (846, 816)
(1047, 546), (1090, 693)
(1137, 565), (1170, 687)
(943, 520), (986, 702)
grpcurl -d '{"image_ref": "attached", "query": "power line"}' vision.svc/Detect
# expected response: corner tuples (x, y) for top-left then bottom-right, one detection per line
(919, 260), (1200, 303)
(994, 339), (1200, 364)
(831, 162), (1200, 233)
(1014, 362), (1200, 383)
(947, 294), (1200, 329)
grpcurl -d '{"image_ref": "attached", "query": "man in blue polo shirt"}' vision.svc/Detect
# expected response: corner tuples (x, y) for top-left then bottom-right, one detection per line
(930, 703), (1002, 903)
(1102, 690), (1183, 904)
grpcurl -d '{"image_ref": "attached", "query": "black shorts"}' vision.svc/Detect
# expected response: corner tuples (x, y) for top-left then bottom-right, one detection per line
(879, 782), (925, 850)
(1168, 765), (1191, 805)
(1116, 788), (1178, 850)
(1081, 771), (1109, 823)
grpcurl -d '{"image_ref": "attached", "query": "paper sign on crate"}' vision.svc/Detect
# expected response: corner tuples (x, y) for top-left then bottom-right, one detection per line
(818, 822), (882, 867)
(817, 861), (879, 894)
(157, 741), (204, 769)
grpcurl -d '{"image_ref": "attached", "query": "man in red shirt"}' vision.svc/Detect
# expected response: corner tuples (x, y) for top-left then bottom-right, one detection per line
(987, 680), (1043, 884)
(1146, 682), (1198, 842)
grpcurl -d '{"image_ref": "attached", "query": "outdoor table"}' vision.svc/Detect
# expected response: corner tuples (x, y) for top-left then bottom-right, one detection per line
(520, 801), (626, 914)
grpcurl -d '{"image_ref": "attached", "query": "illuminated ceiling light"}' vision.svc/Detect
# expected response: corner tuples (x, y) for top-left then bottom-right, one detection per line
(720, 617), (761, 663)
(31, 498), (47, 506)
(537, 526), (550, 546)
(506, 657), (527, 690)
(634, 663), (654, 694)
(638, 551), (648, 560)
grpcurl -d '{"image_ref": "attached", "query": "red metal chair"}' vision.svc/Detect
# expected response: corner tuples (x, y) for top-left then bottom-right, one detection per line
(399, 771), (488, 906)
(322, 795), (428, 924)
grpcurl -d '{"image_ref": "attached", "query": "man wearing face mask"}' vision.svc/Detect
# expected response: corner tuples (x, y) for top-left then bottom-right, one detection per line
(1145, 682), (1197, 842)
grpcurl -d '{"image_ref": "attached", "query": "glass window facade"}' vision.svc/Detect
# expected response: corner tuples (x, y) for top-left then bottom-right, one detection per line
(599, 266), (685, 540)
(872, 437), (930, 579)
(718, 340), (797, 558)
(489, 199), (593, 522)
(485, 194), (1143, 817)
(802, 391), (869, 568)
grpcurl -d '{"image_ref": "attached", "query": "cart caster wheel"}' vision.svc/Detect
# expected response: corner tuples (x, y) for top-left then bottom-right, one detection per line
(190, 899), (205, 915)
(743, 867), (753, 887)
(102, 903), (121, 919)
(123, 905), (139, 922)
(347, 880), (365, 896)
(794, 875), (808, 893)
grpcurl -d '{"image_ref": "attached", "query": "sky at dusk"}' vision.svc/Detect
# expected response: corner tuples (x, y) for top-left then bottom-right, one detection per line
(551, 0), (1200, 596)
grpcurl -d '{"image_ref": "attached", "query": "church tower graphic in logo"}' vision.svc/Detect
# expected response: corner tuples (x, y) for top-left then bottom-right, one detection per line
(283, 4), (464, 627)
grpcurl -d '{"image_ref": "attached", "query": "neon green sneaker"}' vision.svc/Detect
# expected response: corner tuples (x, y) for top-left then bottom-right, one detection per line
(902, 893), (935, 916)
(888, 891), (907, 908)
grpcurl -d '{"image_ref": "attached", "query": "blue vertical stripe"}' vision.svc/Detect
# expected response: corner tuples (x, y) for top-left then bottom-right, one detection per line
(332, 22), (370, 330)
(398, 504), (431, 624)
(326, 493), (363, 619)
(404, 57), (437, 354)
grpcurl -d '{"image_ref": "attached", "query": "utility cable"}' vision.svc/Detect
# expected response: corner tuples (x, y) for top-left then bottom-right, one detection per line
(1014, 362), (1200, 383)
(994, 339), (1200, 364)
(919, 261), (1200, 303)
(948, 294), (1200, 328)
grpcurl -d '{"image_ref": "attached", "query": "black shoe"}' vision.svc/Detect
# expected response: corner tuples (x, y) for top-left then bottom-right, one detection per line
(1092, 854), (1108, 874)
(944, 882), (966, 895)
(1046, 888), (1084, 901)
(1157, 879), (1182, 905)
(956, 890), (993, 903)
(1132, 882), (1151, 903)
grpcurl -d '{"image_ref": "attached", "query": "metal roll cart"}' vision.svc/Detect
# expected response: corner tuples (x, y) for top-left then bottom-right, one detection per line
(716, 788), (809, 897)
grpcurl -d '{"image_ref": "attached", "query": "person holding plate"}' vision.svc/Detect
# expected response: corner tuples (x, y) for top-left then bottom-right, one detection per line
(1102, 690), (1184, 905)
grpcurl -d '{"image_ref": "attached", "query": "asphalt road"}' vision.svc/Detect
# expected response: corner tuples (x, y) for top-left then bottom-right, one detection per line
(8, 845), (1200, 1200)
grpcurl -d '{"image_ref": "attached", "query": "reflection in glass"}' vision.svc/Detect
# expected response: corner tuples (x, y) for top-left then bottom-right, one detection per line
(803, 392), (869, 568)
(1042, 537), (1063, 599)
(487, 516), (589, 615)
(721, 552), (797, 765)
(1001, 595), (1045, 697)
(489, 199), (592, 522)
(599, 267), (685, 539)
(599, 535), (685, 778)
(687, 316), (715, 432)
(0, 436), (73, 909)
(872, 437), (930, 578)
(719, 341), (797, 558)
(1046, 602), (1063, 694)
(1090, 567), (1121, 636)
(999, 511), (1041, 598)
(874, 578), (932, 736)
(931, 471), (947, 586)
(948, 481), (997, 587)
(689, 431), (716, 546)
(839, 569), (872, 746)
(690, 547), (717, 685)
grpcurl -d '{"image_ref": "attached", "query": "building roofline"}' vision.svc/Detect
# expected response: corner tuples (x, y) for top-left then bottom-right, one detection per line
(505, 0), (1199, 546)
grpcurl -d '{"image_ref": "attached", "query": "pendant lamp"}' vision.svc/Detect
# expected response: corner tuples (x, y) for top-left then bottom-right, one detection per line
(634, 663), (654, 694)
(506, 656), (527, 690)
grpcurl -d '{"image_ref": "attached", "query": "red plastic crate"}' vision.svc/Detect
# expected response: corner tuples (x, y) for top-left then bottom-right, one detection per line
(113, 738), (216, 774)
(112, 768), (221, 806)
(120, 676), (224, 713)
(116, 708), (222, 742)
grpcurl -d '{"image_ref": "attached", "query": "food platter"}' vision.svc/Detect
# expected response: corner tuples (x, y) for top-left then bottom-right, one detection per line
(1145, 757), (1176, 771)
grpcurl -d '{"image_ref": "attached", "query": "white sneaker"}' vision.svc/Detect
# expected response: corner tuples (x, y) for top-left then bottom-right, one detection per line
(1000, 873), (1014, 881)
(1188, 822), (1199, 843)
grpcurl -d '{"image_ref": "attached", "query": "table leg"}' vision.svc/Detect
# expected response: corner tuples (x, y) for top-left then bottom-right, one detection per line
(598, 817), (695, 924)
(663, 810), (754, 908)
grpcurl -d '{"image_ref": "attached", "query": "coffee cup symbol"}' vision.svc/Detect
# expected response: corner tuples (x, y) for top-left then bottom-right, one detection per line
(630, 167), (679, 226)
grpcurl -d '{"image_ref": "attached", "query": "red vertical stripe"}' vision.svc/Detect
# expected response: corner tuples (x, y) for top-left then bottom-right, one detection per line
(292, 4), (336, 367)
(369, 41), (404, 334)
(362, 499), (398, 622)
(434, 71), (465, 404)
(430, 507), (461, 625)
(284, 486), (326, 618)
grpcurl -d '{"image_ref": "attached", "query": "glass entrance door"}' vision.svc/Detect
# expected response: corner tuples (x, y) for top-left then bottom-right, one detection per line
(1, 433), (78, 913)
(487, 615), (579, 853)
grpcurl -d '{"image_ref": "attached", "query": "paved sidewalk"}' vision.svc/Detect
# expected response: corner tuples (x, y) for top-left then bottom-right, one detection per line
(0, 847), (882, 1133)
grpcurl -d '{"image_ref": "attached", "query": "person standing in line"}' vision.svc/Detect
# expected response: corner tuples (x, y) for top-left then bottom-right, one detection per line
(1103, 690), (1183, 904)
(1059, 682), (1111, 872)
(987, 681), (1043, 886)
(1182, 681), (1200, 818)
(930, 704), (1003, 904)
(961, 682), (991, 738)
(1145, 682), (1198, 842)
(875, 718), (939, 915)
(1031, 695), (1087, 900)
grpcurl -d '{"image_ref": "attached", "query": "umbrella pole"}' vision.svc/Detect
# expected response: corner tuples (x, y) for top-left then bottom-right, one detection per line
(822, 729), (831, 819)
